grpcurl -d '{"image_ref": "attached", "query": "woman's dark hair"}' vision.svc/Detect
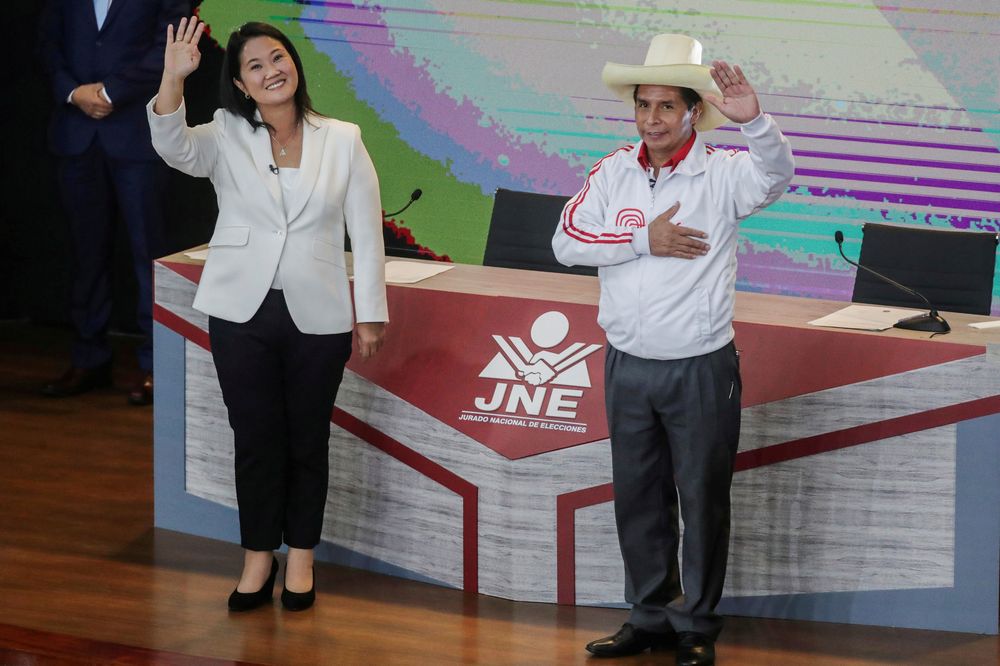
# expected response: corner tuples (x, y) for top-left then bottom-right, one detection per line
(220, 22), (319, 131)
(633, 85), (702, 110)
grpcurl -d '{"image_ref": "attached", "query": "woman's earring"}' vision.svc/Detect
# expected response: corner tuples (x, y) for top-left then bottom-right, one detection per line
(244, 92), (250, 100)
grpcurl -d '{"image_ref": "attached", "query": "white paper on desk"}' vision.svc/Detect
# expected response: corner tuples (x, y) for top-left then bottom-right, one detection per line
(183, 249), (210, 261)
(969, 320), (1000, 329)
(808, 304), (925, 331)
(384, 261), (454, 284)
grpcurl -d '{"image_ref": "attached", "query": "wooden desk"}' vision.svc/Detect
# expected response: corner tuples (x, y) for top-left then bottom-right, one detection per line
(153, 250), (1000, 634)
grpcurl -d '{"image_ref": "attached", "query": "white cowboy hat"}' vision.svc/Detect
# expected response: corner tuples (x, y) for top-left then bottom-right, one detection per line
(602, 34), (726, 131)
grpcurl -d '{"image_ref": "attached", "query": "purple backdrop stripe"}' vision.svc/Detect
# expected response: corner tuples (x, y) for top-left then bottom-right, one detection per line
(581, 91), (1000, 116)
(705, 144), (1000, 174)
(766, 111), (989, 133)
(754, 91), (988, 113)
(307, 35), (394, 48)
(734, 189), (999, 232)
(791, 168), (1000, 194)
(515, 124), (999, 156)
(295, 15), (599, 46)
(736, 245), (858, 299)
(297, 7), (579, 36)
(791, 185), (1000, 214)
(714, 126), (1000, 154)
(780, 151), (1000, 175)
(507, 107), (986, 135)
(599, 112), (989, 134)
(296, 0), (355, 9)
(298, 16), (453, 35)
(582, 92), (1000, 114)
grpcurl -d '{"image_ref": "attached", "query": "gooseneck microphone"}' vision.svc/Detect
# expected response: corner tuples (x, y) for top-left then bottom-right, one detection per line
(834, 230), (949, 333)
(384, 188), (423, 217)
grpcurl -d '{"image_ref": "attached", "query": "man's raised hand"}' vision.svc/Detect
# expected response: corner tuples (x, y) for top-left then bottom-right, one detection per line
(702, 60), (761, 125)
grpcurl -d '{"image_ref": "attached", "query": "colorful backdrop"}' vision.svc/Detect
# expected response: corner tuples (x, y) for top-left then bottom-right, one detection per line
(197, 0), (1000, 310)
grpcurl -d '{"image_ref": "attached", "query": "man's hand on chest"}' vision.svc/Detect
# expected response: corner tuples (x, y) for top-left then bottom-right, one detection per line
(647, 202), (710, 259)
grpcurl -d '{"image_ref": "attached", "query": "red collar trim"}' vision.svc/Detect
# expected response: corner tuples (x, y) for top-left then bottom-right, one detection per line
(638, 130), (697, 171)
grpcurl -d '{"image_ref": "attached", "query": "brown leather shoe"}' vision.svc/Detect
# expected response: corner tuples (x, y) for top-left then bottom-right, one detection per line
(127, 373), (154, 406)
(41, 362), (112, 398)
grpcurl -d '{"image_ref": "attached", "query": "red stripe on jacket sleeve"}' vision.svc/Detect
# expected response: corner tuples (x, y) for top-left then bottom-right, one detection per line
(561, 146), (635, 245)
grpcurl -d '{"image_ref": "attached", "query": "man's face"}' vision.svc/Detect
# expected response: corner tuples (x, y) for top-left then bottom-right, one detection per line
(634, 85), (701, 163)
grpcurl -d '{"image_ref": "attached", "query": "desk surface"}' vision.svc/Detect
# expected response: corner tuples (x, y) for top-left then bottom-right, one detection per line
(160, 249), (1000, 347)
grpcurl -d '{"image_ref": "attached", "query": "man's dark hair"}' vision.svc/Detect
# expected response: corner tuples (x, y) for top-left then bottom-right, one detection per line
(633, 85), (701, 110)
(220, 22), (319, 132)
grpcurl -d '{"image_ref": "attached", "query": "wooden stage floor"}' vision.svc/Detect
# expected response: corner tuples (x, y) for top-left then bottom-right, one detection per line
(1, 320), (997, 665)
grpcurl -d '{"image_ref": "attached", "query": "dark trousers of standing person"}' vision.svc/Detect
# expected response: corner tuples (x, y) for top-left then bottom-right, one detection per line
(59, 140), (167, 372)
(604, 341), (741, 639)
(208, 289), (353, 551)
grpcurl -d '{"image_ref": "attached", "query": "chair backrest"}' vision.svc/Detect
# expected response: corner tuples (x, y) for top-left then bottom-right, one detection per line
(483, 188), (597, 276)
(851, 223), (998, 315)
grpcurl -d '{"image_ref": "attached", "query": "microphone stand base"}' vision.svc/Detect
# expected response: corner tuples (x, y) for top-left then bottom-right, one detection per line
(894, 312), (950, 333)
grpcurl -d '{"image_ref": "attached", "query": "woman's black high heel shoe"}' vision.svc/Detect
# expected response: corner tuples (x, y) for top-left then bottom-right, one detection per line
(280, 566), (315, 611)
(228, 556), (278, 612)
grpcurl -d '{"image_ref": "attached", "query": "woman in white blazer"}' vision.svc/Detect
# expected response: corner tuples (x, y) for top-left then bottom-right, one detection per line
(148, 18), (388, 612)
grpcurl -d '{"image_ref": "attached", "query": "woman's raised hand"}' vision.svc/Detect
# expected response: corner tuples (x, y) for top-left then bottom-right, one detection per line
(164, 17), (205, 80)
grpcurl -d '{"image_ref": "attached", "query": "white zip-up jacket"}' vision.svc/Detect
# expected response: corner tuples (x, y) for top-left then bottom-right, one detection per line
(552, 112), (794, 360)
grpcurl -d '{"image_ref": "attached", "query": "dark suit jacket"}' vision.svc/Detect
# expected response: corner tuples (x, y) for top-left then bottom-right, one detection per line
(40, 0), (188, 160)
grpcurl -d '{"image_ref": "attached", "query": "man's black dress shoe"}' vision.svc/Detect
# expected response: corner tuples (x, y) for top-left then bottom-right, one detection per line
(127, 372), (154, 406)
(41, 362), (112, 398)
(280, 566), (315, 611)
(677, 632), (715, 666)
(228, 556), (278, 612)
(586, 623), (676, 657)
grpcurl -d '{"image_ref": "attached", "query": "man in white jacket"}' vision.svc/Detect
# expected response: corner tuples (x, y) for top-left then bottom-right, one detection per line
(552, 35), (794, 665)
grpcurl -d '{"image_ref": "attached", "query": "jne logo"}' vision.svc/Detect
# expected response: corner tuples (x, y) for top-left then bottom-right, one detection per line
(459, 311), (602, 433)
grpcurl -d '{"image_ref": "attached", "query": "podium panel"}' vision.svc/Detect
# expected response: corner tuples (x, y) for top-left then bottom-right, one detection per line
(154, 251), (1000, 633)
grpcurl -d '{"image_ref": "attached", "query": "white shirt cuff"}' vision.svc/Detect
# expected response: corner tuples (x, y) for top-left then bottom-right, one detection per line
(69, 86), (113, 105)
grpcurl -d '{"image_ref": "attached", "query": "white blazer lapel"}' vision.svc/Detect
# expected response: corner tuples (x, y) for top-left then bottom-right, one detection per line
(284, 118), (328, 223)
(245, 115), (283, 208)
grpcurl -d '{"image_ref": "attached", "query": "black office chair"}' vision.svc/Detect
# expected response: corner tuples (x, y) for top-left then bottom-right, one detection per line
(483, 188), (597, 276)
(851, 223), (998, 315)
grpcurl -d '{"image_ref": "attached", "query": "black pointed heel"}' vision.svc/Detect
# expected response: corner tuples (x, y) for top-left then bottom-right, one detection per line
(228, 555), (278, 612)
(280, 566), (315, 611)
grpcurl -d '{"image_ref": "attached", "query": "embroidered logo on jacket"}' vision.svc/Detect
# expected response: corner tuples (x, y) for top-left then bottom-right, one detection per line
(615, 208), (646, 228)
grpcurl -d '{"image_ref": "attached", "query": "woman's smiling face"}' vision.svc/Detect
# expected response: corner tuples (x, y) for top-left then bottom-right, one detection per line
(233, 36), (299, 109)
